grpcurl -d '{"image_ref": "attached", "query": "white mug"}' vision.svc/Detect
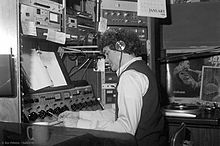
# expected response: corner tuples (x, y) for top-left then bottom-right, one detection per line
(27, 122), (50, 144)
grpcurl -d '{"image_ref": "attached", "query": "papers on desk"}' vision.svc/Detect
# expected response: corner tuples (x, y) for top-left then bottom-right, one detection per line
(164, 112), (197, 118)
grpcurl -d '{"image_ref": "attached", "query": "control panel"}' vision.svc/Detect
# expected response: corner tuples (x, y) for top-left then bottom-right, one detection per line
(100, 62), (118, 109)
(23, 85), (102, 123)
(102, 71), (118, 104)
(65, 9), (96, 45)
(102, 9), (148, 27)
(20, 4), (62, 31)
(20, 0), (63, 14)
(101, 0), (147, 27)
(20, 0), (62, 39)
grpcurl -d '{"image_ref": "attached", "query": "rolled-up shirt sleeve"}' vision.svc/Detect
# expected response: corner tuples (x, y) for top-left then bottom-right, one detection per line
(79, 108), (115, 121)
(76, 70), (148, 135)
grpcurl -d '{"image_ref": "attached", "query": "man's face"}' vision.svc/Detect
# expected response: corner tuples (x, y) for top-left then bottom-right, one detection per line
(183, 60), (190, 69)
(103, 46), (120, 71)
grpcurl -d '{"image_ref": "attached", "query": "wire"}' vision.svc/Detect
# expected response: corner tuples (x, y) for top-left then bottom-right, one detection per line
(118, 50), (123, 76)
(68, 64), (77, 75)
(81, 59), (94, 80)
(115, 50), (123, 120)
(69, 58), (91, 78)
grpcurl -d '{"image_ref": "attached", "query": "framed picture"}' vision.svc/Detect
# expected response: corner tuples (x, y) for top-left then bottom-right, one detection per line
(200, 66), (220, 102)
(165, 49), (220, 98)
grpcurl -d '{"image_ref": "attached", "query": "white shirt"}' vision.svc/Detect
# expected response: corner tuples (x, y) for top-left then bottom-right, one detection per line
(76, 57), (149, 135)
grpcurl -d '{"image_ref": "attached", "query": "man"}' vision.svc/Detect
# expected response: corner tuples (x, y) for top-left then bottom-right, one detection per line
(58, 28), (165, 146)
(173, 60), (201, 97)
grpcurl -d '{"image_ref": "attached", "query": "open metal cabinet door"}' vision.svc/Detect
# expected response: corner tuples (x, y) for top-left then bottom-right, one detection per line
(0, 0), (21, 122)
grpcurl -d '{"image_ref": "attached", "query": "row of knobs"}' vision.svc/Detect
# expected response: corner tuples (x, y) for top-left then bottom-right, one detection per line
(103, 11), (147, 25)
(28, 100), (101, 121)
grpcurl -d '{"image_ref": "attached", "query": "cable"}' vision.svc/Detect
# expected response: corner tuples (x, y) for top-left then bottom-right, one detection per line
(69, 58), (91, 78)
(81, 59), (94, 80)
(115, 50), (123, 121)
(118, 51), (123, 76)
(68, 65), (77, 75)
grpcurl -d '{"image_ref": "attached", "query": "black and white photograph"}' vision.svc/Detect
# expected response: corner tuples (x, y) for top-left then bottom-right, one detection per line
(200, 66), (220, 102)
(1, 0), (220, 146)
(165, 52), (220, 98)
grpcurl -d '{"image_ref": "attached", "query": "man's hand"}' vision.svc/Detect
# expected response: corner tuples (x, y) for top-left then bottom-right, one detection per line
(58, 111), (79, 122)
(63, 118), (78, 128)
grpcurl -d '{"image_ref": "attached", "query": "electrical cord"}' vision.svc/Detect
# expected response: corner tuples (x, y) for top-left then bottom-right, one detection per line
(69, 58), (91, 78)
(118, 50), (123, 76)
(80, 59), (94, 80)
(115, 50), (123, 120)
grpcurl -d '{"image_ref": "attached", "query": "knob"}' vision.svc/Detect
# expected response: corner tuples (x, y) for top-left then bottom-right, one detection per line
(61, 105), (69, 112)
(54, 107), (61, 115)
(138, 20), (142, 24)
(46, 108), (54, 117)
(123, 13), (128, 17)
(38, 110), (47, 119)
(77, 103), (83, 110)
(87, 101), (92, 106)
(23, 99), (34, 104)
(71, 104), (77, 111)
(82, 102), (87, 108)
(33, 98), (39, 102)
(28, 112), (38, 121)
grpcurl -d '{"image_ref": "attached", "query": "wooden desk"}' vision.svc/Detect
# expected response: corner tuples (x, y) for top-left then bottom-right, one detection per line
(0, 122), (136, 146)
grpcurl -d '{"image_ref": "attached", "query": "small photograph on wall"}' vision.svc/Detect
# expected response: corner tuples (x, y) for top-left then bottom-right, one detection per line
(200, 66), (220, 102)
(166, 49), (220, 98)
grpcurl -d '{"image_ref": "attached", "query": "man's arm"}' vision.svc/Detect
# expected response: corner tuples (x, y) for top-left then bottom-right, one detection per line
(76, 70), (148, 135)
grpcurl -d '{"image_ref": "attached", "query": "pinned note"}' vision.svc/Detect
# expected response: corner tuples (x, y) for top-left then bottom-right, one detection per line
(46, 29), (66, 44)
(137, 0), (167, 18)
(21, 21), (37, 36)
(98, 17), (108, 33)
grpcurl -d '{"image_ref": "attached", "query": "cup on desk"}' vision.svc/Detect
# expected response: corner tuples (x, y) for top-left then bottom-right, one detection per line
(27, 122), (50, 144)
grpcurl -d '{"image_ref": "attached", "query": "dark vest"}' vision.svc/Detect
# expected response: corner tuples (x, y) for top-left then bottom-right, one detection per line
(117, 60), (164, 146)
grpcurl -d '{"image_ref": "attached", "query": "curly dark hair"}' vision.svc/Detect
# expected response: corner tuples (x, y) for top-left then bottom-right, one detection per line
(98, 28), (142, 56)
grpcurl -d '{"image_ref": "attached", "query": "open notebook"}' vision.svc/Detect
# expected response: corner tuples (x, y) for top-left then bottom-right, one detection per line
(21, 49), (68, 91)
